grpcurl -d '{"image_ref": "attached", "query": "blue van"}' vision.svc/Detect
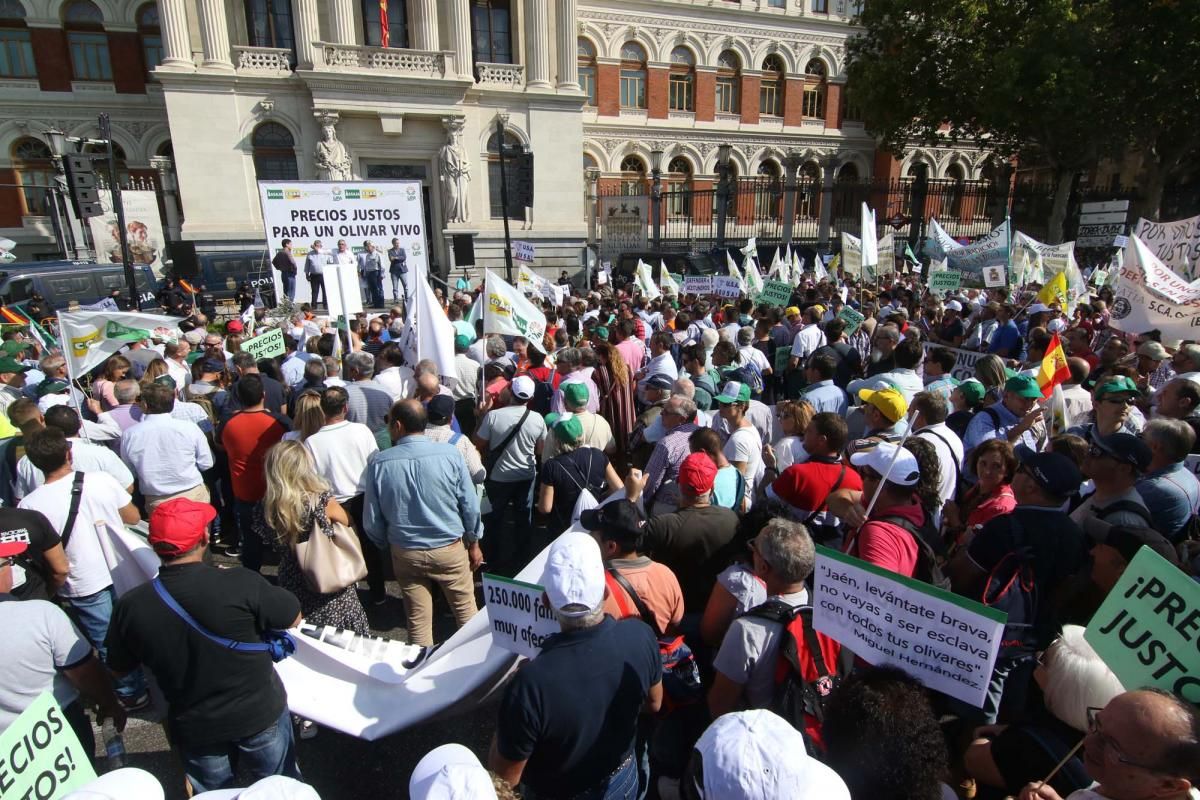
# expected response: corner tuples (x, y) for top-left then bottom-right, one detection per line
(0, 261), (160, 311)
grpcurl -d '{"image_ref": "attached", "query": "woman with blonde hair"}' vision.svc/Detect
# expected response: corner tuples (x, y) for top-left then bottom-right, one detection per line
(255, 440), (369, 635)
(92, 354), (131, 410)
(140, 358), (170, 385)
(974, 354), (1008, 404)
(283, 390), (325, 441)
(768, 399), (815, 473)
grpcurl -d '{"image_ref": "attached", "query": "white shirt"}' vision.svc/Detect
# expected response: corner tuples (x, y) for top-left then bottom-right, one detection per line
(335, 249), (356, 267)
(453, 354), (481, 400)
(15, 437), (135, 501)
(848, 368), (926, 404)
(738, 345), (771, 375)
(914, 422), (964, 527)
(305, 419), (379, 501)
(790, 324), (827, 360)
(119, 413), (213, 496)
(1061, 383), (1094, 430)
(374, 365), (415, 401)
(724, 424), (765, 503)
(19, 471), (132, 597)
(166, 358), (191, 391)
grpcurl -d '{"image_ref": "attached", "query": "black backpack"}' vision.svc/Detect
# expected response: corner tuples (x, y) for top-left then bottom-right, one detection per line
(979, 514), (1041, 659)
(530, 369), (555, 415)
(877, 514), (952, 591)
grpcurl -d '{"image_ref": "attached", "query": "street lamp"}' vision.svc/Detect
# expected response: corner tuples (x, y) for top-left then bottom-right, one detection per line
(44, 128), (66, 159)
(41, 128), (79, 260)
(715, 143), (733, 250)
(650, 147), (664, 250)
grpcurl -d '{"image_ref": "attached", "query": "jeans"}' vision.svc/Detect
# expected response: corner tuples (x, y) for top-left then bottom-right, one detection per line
(234, 499), (263, 573)
(308, 275), (326, 307)
(65, 586), (147, 701)
(522, 754), (638, 800)
(281, 272), (296, 301)
(390, 272), (407, 302)
(363, 271), (384, 307)
(179, 709), (301, 793)
(390, 540), (477, 646)
(483, 478), (533, 576)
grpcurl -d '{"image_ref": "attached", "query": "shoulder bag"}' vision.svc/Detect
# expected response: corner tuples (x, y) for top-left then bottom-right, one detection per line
(151, 579), (295, 662)
(484, 407), (531, 474)
(294, 496), (367, 594)
(58, 472), (86, 548)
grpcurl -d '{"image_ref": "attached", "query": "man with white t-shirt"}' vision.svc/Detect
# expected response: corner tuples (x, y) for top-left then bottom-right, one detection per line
(304, 385), (384, 604)
(911, 391), (964, 528)
(18, 427), (148, 710)
(15, 405), (134, 501)
(717, 381), (763, 510)
(788, 306), (827, 369)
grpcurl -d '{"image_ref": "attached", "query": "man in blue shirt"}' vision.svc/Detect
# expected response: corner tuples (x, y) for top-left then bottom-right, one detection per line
(962, 374), (1043, 478)
(363, 399), (481, 646)
(987, 303), (1022, 359)
(1137, 418), (1200, 543)
(801, 354), (847, 416)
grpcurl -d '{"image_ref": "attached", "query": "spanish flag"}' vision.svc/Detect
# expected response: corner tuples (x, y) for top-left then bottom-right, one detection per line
(0, 306), (25, 324)
(1037, 270), (1068, 308)
(379, 0), (390, 47)
(1037, 332), (1070, 398)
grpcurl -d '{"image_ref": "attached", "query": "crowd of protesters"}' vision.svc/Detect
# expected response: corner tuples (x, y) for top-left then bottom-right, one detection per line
(0, 263), (1198, 800)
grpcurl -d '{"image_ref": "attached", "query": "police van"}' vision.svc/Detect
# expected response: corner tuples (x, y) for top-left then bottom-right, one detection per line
(0, 260), (160, 311)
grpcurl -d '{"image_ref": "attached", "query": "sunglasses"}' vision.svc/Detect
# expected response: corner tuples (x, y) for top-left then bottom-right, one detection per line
(1101, 395), (1136, 406)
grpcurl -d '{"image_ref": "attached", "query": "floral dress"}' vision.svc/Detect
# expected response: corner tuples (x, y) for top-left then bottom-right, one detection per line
(255, 490), (370, 635)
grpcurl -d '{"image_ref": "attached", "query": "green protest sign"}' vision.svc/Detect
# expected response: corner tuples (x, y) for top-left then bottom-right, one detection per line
(1090, 268), (1109, 287)
(756, 280), (793, 307)
(0, 691), (97, 799)
(774, 346), (791, 374)
(1085, 547), (1200, 704)
(928, 270), (963, 293)
(240, 327), (285, 361)
(837, 306), (866, 337)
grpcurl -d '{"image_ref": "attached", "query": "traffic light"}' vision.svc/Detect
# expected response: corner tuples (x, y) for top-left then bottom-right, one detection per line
(62, 154), (103, 219)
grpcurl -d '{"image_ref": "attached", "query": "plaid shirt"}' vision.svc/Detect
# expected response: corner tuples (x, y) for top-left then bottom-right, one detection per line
(849, 329), (872, 368)
(643, 422), (700, 509)
(1149, 360), (1176, 392)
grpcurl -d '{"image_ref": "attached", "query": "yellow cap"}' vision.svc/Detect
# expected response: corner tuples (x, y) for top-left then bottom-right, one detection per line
(858, 387), (908, 424)
(785, 306), (801, 317)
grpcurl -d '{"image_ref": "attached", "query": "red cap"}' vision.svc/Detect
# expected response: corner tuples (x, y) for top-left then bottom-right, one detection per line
(769, 465), (827, 514)
(225, 320), (244, 333)
(0, 533), (29, 559)
(148, 498), (216, 556)
(678, 452), (718, 496)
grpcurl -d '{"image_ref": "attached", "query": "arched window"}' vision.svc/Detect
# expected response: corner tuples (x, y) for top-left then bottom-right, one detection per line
(471, 0), (512, 65)
(12, 137), (53, 216)
(619, 42), (646, 109)
(136, 3), (161, 75)
(668, 46), (694, 112)
(64, 0), (111, 81)
(0, 0), (33, 78)
(803, 59), (827, 119)
(577, 38), (596, 105)
(666, 156), (692, 217)
(833, 161), (860, 219)
(755, 160), (782, 220)
(798, 161), (821, 218)
(582, 152), (598, 172)
(251, 122), (298, 181)
(945, 162), (966, 218)
(760, 54), (784, 117)
(487, 129), (524, 219)
(363, 0), (407, 48)
(715, 50), (740, 115)
(619, 154), (646, 195)
(245, 0), (295, 60)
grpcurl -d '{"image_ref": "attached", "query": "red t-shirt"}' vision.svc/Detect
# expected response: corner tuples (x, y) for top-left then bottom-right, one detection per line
(847, 502), (924, 578)
(219, 410), (289, 502)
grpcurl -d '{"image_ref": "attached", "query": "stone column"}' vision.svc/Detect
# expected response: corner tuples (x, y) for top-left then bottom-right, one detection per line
(524, 0), (551, 87)
(150, 155), (182, 240)
(157, 0), (194, 69)
(555, 0), (578, 90)
(329, 0), (357, 46)
(197, 0), (233, 71)
(446, 0), (474, 80)
(410, 0), (439, 51)
(292, 0), (320, 68)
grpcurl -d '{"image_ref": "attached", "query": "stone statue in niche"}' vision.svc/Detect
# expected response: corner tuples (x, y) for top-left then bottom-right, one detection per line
(314, 117), (353, 181)
(439, 117), (470, 224)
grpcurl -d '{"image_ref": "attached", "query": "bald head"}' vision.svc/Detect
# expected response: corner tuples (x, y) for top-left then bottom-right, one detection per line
(1066, 356), (1091, 385)
(415, 372), (440, 400)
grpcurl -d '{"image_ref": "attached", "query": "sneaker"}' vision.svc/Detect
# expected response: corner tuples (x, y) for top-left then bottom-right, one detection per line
(120, 691), (152, 712)
(221, 544), (242, 558)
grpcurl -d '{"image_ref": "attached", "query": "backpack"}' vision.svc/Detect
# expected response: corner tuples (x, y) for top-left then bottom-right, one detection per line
(604, 569), (703, 714)
(744, 600), (851, 753)
(876, 514), (952, 591)
(530, 369), (556, 415)
(1094, 499), (1156, 529)
(723, 360), (764, 398)
(979, 513), (1041, 658)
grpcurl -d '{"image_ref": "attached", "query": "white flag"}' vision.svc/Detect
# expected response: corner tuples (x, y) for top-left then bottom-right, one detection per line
(814, 256), (829, 281)
(58, 310), (181, 377)
(768, 248), (784, 282)
(740, 237), (758, 257)
(726, 250), (747, 293)
(482, 269), (547, 352)
(792, 252), (805, 286)
(659, 260), (680, 296)
(399, 275), (458, 388)
(636, 260), (661, 300)
(745, 255), (764, 295)
(861, 202), (879, 272)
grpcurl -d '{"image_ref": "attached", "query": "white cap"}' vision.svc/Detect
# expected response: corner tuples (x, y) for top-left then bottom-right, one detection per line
(193, 777), (321, 799)
(1047, 317), (1068, 333)
(850, 441), (921, 486)
(944, 300), (963, 312)
(63, 769), (165, 800)
(1026, 303), (1052, 315)
(409, 743), (497, 800)
(541, 530), (605, 616)
(510, 374), (536, 400)
(693, 710), (851, 800)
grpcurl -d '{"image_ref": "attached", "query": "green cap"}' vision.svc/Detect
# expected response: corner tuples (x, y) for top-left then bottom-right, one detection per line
(715, 380), (752, 404)
(594, 325), (609, 340)
(0, 355), (30, 374)
(545, 412), (583, 445)
(454, 333), (472, 349)
(1, 340), (29, 358)
(562, 381), (590, 408)
(1095, 376), (1140, 399)
(1004, 374), (1042, 399)
(153, 374), (177, 390)
(958, 378), (986, 406)
(36, 378), (69, 397)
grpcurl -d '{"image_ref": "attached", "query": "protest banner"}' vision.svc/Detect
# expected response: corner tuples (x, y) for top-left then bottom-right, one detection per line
(983, 266), (1006, 288)
(1132, 214), (1200, 280)
(88, 189), (167, 280)
(324, 262), (363, 318)
(922, 342), (983, 382)
(1084, 547), (1199, 703)
(756, 280), (793, 307)
(1013, 232), (1087, 311)
(481, 573), (560, 660)
(813, 546), (1006, 708)
(1109, 235), (1200, 341)
(511, 240), (536, 264)
(484, 269), (548, 351)
(713, 276), (742, 298)
(682, 275), (712, 296)
(861, 203), (879, 276)
(598, 197), (648, 259)
(240, 327), (285, 361)
(0, 691), (97, 799)
(926, 219), (1010, 284)
(58, 310), (180, 377)
(1090, 268), (1109, 287)
(877, 232), (895, 276)
(840, 232), (862, 278)
(837, 306), (866, 337)
(928, 270), (963, 293)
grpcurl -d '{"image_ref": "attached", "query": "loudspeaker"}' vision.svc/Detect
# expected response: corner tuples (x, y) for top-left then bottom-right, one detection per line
(452, 234), (475, 267)
(167, 240), (199, 278)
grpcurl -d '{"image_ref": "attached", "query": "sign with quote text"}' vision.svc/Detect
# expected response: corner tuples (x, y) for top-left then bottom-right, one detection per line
(682, 276), (712, 296)
(756, 280), (794, 307)
(482, 573), (559, 660)
(813, 546), (1006, 707)
(837, 306), (865, 337)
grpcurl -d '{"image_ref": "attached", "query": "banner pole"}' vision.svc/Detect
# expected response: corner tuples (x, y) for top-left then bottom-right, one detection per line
(859, 405), (921, 521)
(61, 350), (91, 443)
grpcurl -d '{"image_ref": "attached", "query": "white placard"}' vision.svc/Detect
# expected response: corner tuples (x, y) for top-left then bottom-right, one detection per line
(325, 262), (363, 317)
(512, 240), (536, 263)
(257, 180), (430, 307)
(921, 342), (983, 382)
(482, 573), (559, 660)
(813, 547), (1006, 708)
(713, 276), (742, 298)
(983, 266), (1006, 288)
(682, 275), (713, 295)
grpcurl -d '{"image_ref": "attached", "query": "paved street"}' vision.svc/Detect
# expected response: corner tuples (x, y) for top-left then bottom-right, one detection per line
(92, 551), (496, 800)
